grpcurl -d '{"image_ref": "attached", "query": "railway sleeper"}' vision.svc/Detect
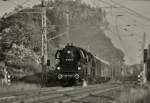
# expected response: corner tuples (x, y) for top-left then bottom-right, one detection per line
(71, 99), (91, 103)
(90, 94), (115, 101)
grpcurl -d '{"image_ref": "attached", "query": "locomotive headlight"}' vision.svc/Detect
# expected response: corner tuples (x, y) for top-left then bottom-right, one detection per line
(7, 75), (11, 78)
(67, 50), (71, 54)
(138, 75), (141, 78)
(57, 66), (60, 70)
(78, 67), (81, 70)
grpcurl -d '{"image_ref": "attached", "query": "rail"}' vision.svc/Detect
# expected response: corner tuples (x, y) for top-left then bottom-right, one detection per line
(0, 83), (121, 103)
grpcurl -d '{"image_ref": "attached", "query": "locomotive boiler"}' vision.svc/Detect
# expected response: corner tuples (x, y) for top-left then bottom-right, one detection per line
(55, 44), (111, 86)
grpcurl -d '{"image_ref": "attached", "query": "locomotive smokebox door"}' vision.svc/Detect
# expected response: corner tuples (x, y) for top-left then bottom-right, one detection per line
(47, 59), (50, 66)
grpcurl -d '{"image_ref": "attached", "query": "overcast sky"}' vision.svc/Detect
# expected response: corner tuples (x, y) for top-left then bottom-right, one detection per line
(0, 0), (150, 64)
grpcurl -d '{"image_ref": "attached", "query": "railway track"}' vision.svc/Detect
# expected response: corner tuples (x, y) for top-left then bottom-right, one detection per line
(0, 86), (62, 98)
(0, 83), (121, 103)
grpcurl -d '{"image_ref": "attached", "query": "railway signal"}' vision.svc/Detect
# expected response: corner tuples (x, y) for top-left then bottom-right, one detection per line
(144, 49), (148, 63)
(0, 65), (11, 86)
(140, 33), (147, 85)
(145, 44), (150, 81)
(137, 73), (143, 87)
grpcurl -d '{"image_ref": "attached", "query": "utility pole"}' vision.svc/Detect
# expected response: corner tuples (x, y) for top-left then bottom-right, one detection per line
(142, 33), (146, 84)
(41, 0), (48, 87)
(66, 8), (70, 44)
(111, 64), (114, 81)
(111, 56), (114, 81)
(118, 60), (121, 81)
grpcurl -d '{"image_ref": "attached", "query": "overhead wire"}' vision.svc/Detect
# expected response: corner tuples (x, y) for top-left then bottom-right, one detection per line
(108, 5), (149, 63)
(97, 0), (150, 63)
(117, 15), (150, 35)
(97, 0), (150, 23)
(102, 0), (150, 38)
(2, 0), (41, 18)
(105, 4), (150, 39)
(47, 32), (67, 41)
(3, 0), (31, 7)
(125, 14), (150, 27)
(3, 1), (148, 45)
(102, 0), (134, 63)
(107, 0), (150, 22)
(1, 0), (141, 63)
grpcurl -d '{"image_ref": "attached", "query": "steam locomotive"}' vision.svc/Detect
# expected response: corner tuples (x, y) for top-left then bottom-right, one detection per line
(55, 44), (111, 86)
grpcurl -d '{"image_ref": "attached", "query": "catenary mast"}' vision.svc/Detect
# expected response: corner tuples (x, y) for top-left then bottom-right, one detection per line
(41, 0), (48, 87)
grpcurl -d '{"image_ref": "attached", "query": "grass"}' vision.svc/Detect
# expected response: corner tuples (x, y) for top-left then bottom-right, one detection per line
(0, 82), (41, 93)
(115, 84), (150, 103)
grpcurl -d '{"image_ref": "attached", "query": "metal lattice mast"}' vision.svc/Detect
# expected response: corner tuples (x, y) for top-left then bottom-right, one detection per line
(41, 0), (47, 87)
(41, 0), (47, 64)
